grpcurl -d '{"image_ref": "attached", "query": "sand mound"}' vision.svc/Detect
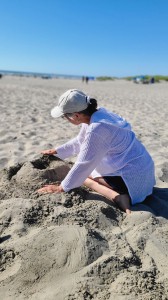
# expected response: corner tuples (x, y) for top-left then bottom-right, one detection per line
(0, 156), (168, 299)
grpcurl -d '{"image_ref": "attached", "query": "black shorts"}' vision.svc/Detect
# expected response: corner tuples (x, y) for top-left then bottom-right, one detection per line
(103, 176), (129, 195)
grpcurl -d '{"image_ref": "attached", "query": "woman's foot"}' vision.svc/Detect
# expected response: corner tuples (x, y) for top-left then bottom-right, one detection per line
(113, 194), (131, 214)
(83, 178), (131, 214)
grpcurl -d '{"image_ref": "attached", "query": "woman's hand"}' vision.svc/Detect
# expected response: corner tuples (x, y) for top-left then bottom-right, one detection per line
(41, 149), (57, 155)
(37, 184), (64, 194)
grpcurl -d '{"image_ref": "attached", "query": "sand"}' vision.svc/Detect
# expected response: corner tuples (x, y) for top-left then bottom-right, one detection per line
(0, 76), (168, 299)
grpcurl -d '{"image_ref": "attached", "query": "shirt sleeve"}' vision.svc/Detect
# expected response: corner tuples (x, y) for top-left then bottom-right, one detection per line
(56, 124), (88, 159)
(61, 130), (110, 191)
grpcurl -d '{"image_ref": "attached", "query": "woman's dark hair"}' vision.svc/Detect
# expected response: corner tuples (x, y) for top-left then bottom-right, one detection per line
(80, 98), (98, 116)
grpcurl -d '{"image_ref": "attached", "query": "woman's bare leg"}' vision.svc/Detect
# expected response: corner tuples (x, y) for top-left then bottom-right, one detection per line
(83, 177), (131, 214)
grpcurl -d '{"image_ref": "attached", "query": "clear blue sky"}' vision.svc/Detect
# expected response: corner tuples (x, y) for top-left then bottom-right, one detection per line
(0, 0), (168, 77)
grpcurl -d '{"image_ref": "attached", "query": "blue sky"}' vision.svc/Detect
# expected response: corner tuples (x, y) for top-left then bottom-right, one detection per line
(0, 0), (168, 77)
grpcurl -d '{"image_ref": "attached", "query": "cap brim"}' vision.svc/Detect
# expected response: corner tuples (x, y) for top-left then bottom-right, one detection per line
(51, 106), (64, 118)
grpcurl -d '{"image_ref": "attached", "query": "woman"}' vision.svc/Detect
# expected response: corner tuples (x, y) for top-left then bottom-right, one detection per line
(38, 89), (156, 214)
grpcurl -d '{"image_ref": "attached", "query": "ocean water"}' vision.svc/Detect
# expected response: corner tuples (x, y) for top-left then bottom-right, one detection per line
(0, 70), (95, 80)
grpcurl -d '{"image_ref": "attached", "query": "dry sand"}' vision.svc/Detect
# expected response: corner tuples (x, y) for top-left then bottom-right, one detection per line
(0, 76), (168, 299)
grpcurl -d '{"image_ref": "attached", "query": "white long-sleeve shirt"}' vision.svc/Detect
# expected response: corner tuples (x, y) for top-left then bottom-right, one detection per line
(56, 108), (155, 205)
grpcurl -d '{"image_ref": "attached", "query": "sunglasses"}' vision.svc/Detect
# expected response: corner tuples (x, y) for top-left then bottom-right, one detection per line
(61, 113), (74, 119)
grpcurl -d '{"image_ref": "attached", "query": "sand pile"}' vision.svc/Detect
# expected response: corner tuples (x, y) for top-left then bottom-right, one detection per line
(0, 155), (168, 300)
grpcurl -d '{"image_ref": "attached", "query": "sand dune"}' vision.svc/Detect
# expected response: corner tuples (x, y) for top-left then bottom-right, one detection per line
(0, 76), (168, 299)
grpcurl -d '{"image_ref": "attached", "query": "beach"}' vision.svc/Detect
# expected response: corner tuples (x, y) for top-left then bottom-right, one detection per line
(0, 76), (168, 299)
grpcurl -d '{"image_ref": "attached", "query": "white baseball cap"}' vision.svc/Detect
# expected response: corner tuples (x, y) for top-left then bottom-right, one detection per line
(51, 89), (90, 118)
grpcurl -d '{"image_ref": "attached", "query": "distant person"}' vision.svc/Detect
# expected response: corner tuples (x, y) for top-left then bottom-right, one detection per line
(150, 77), (155, 84)
(38, 89), (156, 214)
(85, 76), (89, 83)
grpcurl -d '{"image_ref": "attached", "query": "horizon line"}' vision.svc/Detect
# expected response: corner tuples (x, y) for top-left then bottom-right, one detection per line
(0, 69), (168, 78)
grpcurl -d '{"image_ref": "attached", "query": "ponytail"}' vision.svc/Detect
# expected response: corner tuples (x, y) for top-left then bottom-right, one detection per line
(79, 98), (98, 116)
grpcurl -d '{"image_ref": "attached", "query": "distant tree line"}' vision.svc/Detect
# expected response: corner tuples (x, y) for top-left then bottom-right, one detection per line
(95, 75), (168, 82)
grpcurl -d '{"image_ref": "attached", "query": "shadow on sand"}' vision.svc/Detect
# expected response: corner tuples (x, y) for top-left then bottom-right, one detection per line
(136, 187), (168, 219)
